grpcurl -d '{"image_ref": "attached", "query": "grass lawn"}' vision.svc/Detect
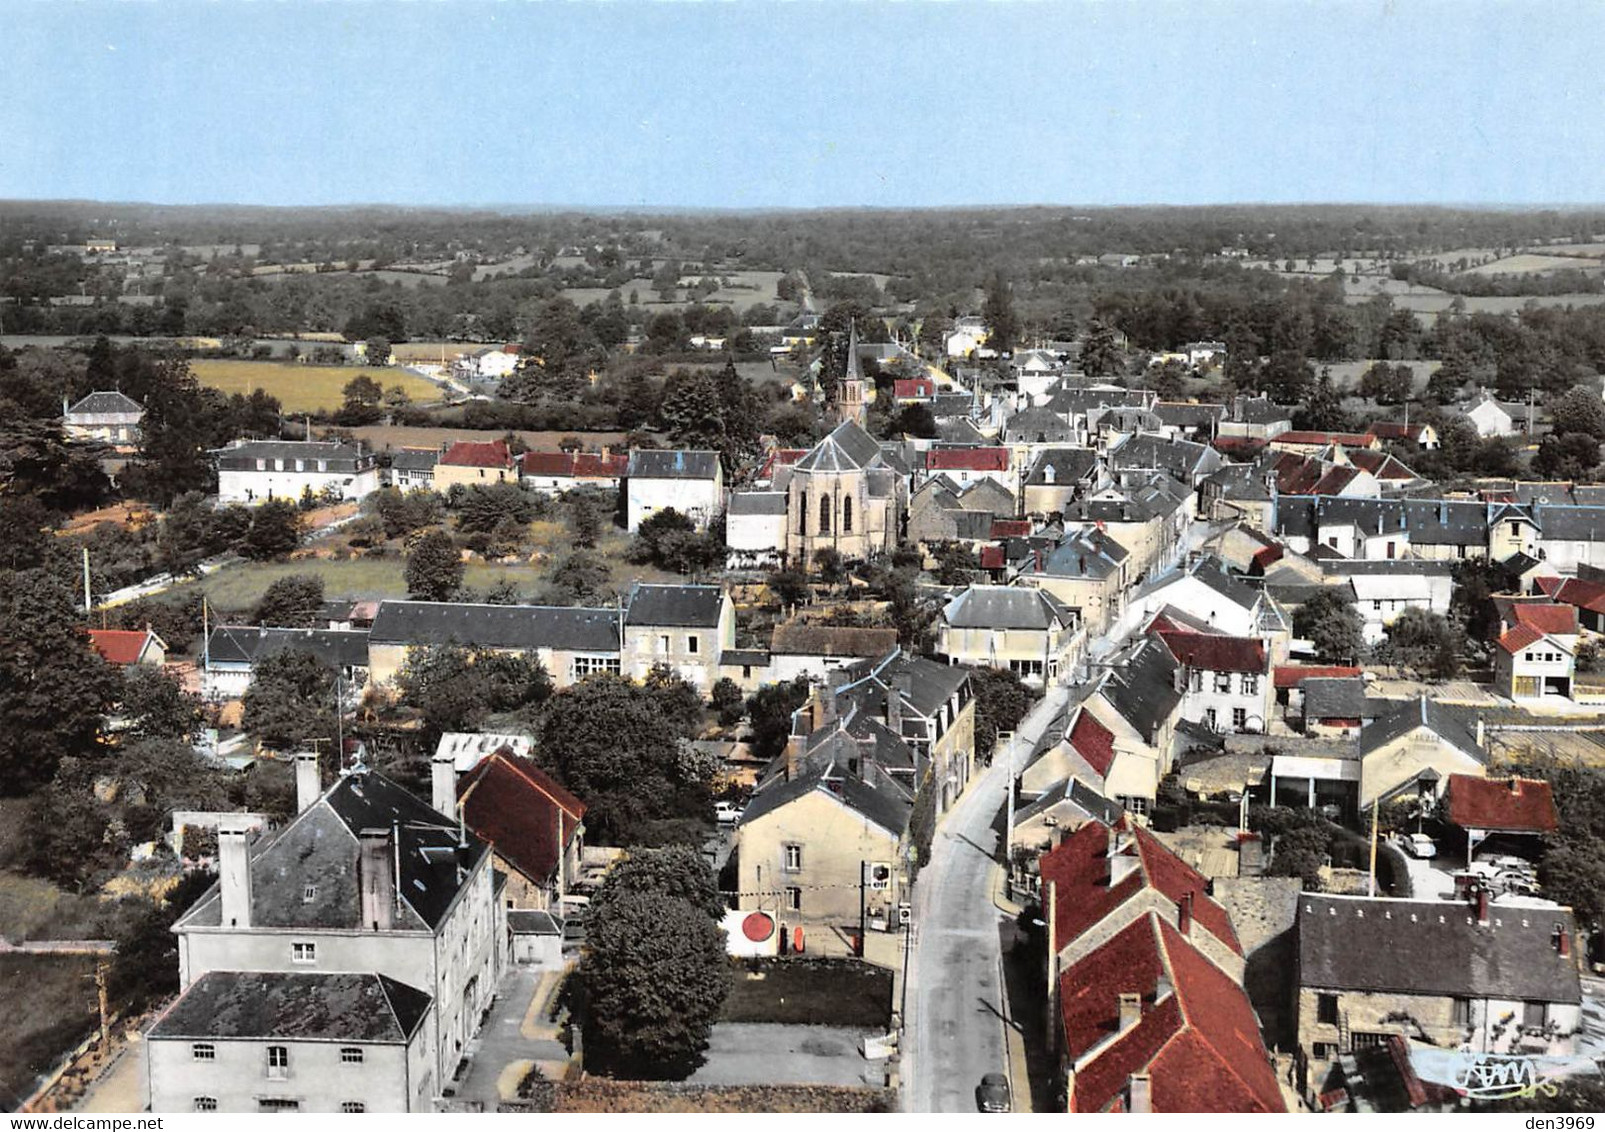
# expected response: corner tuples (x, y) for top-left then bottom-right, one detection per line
(0, 953), (100, 1109)
(191, 360), (439, 414)
(721, 959), (893, 1028)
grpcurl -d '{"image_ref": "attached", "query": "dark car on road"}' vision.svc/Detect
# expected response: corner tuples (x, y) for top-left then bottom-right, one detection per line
(976, 1073), (1011, 1112)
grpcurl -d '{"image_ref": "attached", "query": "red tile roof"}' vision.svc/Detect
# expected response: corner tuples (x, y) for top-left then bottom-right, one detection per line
(441, 439), (513, 469)
(1068, 709), (1118, 777)
(456, 750), (586, 885)
(1369, 421), (1426, 442)
(1274, 664), (1362, 689)
(893, 377), (935, 398)
(1156, 629), (1266, 674)
(979, 545), (1006, 570)
(1039, 819), (1242, 961)
(1060, 916), (1284, 1112)
(1510, 601), (1578, 636)
(1496, 623), (1544, 654)
(757, 448), (809, 481)
(519, 451), (628, 478)
(1211, 437), (1268, 455)
(990, 519), (1032, 539)
(1444, 773), (1558, 834)
(87, 628), (159, 666)
(924, 447), (1010, 473)
(1274, 430), (1376, 447)
(1548, 577), (1605, 615)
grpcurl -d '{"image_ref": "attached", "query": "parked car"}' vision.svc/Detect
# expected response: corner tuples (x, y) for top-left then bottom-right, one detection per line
(976, 1073), (1012, 1113)
(714, 801), (743, 824)
(1402, 833), (1437, 859)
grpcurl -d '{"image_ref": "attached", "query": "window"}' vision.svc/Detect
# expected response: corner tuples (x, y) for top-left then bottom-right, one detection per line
(1214, 672), (1232, 693)
(1373, 600), (1383, 612)
(1312, 1043), (1338, 1061)
(194, 1098), (218, 1112)
(302, 885), (318, 904)
(317, 460), (327, 473)
(842, 496), (853, 534)
(267, 1045), (289, 1079)
(819, 495), (831, 534)
(1241, 674), (1259, 695)
(1523, 1001), (1547, 1029)
(258, 1099), (300, 1113)
(1205, 708), (1218, 731)
(341, 1102), (367, 1113)
(1232, 707), (1247, 730)
(1386, 541), (1396, 559)
(687, 635), (699, 655)
(291, 942), (316, 964)
(1120, 796), (1150, 817)
(659, 634), (670, 653)
(571, 655), (621, 679)
(1317, 993), (1339, 1025)
(799, 491), (808, 535)
(192, 1043), (216, 1061)
(783, 844), (802, 872)
(785, 886), (802, 911)
(1351, 1031), (1388, 1050)
(1452, 997), (1471, 1026)
(1189, 670), (1202, 693)
(340, 1047), (364, 1064)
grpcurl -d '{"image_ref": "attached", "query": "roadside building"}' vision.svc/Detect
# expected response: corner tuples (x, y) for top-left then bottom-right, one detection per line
(215, 439), (380, 506)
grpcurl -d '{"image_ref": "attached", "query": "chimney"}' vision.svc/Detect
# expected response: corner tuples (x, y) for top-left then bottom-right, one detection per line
(1178, 892), (1194, 937)
(359, 827), (396, 932)
(783, 732), (805, 782)
(1476, 718), (1486, 750)
(1509, 776), (1522, 795)
(294, 750), (321, 813)
(853, 736), (877, 779)
(1035, 548), (1045, 573)
(218, 816), (254, 929)
(812, 683), (838, 732)
(432, 749), (458, 817)
(1117, 992), (1142, 1032)
(1128, 1072), (1152, 1115)
(1556, 924), (1572, 958)
(1475, 886), (1490, 926)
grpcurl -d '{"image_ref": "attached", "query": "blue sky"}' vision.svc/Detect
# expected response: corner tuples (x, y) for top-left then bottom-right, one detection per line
(2, 1), (1603, 209)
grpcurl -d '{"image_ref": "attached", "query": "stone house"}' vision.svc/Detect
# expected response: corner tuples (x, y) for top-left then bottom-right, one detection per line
(432, 439), (516, 493)
(937, 584), (1083, 687)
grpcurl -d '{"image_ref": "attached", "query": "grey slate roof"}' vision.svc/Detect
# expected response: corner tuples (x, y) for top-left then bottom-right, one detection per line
(1297, 893), (1581, 1003)
(1231, 396), (1293, 425)
(180, 770), (489, 933)
(205, 626), (371, 670)
(1276, 497), (1490, 546)
(1532, 504), (1605, 542)
(794, 420), (886, 473)
(391, 449), (439, 471)
(728, 490), (788, 516)
(1154, 401), (1226, 429)
(1024, 447), (1099, 486)
(942, 585), (1072, 630)
(626, 449), (720, 479)
(67, 390), (143, 416)
(931, 392), (977, 418)
(937, 417), (990, 445)
(508, 909), (562, 935)
(369, 601), (620, 652)
(626, 583), (725, 628)
(839, 649), (972, 723)
(214, 439), (369, 471)
(148, 970), (432, 1043)
(1005, 407), (1076, 443)
(1302, 677), (1367, 721)
(1359, 697), (1486, 763)
(1015, 775), (1124, 827)
(1110, 432), (1222, 484)
(1100, 636), (1182, 742)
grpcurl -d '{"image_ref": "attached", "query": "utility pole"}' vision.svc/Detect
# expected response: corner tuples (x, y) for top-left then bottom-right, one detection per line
(82, 546), (92, 613)
(859, 859), (868, 959)
(1367, 800), (1380, 898)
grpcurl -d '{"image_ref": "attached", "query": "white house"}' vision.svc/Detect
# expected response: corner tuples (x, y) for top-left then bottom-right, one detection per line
(64, 390), (144, 445)
(1151, 625), (1272, 734)
(1344, 571), (1449, 646)
(725, 490), (788, 568)
(157, 766), (506, 1112)
(936, 584), (1082, 687)
(625, 449), (724, 531)
(215, 440), (380, 506)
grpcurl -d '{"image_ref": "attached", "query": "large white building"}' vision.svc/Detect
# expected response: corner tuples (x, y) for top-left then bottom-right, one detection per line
(151, 765), (505, 1112)
(624, 449), (724, 531)
(215, 439), (380, 506)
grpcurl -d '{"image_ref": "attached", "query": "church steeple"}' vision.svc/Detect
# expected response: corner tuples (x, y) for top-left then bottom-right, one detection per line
(833, 320), (867, 427)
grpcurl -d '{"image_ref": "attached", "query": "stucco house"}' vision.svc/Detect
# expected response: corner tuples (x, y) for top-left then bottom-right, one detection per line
(937, 584), (1082, 687)
(625, 449), (724, 531)
(215, 439), (380, 506)
(64, 390), (144, 445)
(433, 439), (517, 492)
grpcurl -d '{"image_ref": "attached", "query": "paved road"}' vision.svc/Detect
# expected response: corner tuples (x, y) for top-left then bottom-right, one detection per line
(903, 685), (1071, 1113)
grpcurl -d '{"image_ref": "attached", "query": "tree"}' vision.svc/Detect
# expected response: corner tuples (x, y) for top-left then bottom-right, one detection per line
(343, 373), (384, 407)
(1549, 386), (1605, 441)
(109, 868), (217, 1013)
(1534, 433), (1602, 481)
(537, 674), (709, 844)
(812, 546), (847, 586)
(745, 676), (812, 764)
(120, 664), (204, 742)
(1293, 366), (1352, 432)
(253, 573), (325, 627)
(1293, 589), (1365, 665)
(455, 481), (537, 535)
(242, 648), (337, 750)
(363, 338), (392, 368)
(709, 677), (745, 726)
(1356, 361), (1413, 406)
(398, 645), (551, 738)
(971, 667), (1039, 762)
(1377, 607), (1463, 680)
(592, 845), (724, 921)
(1450, 558), (1519, 643)
(569, 492), (605, 549)
(982, 269), (1019, 355)
(546, 549), (612, 604)
(583, 890), (729, 1078)
(372, 486), (443, 539)
(1080, 319), (1121, 378)
(240, 499), (303, 560)
(406, 530), (464, 601)
(768, 568), (809, 610)
(0, 570), (118, 793)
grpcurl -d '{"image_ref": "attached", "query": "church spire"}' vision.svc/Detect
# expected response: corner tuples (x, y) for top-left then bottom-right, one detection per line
(833, 320), (867, 427)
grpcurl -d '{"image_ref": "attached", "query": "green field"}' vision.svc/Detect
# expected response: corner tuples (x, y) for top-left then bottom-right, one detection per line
(191, 360), (440, 414)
